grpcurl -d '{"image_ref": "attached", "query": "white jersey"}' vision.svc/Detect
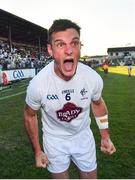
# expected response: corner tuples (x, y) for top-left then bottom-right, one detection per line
(26, 61), (103, 137)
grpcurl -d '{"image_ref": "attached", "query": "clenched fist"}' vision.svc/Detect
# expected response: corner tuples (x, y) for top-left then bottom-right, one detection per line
(35, 151), (49, 168)
(101, 137), (116, 155)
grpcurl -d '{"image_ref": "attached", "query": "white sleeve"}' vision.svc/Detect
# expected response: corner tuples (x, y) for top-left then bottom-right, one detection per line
(91, 74), (103, 101)
(25, 80), (41, 110)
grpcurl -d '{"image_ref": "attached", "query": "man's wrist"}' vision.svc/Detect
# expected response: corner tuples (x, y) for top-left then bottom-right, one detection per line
(34, 147), (42, 156)
(100, 128), (110, 139)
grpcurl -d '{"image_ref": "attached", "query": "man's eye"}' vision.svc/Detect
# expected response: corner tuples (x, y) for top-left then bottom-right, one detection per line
(57, 42), (65, 48)
(71, 41), (80, 47)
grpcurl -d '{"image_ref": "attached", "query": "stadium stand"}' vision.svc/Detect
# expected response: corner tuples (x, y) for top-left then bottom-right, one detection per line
(0, 9), (48, 46)
(0, 9), (52, 71)
(0, 9), (53, 88)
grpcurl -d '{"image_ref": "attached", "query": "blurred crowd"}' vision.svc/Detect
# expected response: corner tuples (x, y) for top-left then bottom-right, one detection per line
(0, 40), (52, 70)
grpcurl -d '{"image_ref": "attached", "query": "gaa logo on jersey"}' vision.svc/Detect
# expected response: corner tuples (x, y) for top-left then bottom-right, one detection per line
(56, 102), (82, 122)
(47, 94), (59, 100)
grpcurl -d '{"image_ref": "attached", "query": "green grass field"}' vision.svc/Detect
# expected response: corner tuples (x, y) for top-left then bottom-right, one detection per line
(0, 66), (135, 179)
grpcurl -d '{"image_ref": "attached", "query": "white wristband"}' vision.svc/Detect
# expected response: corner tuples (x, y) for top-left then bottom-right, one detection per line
(95, 114), (109, 129)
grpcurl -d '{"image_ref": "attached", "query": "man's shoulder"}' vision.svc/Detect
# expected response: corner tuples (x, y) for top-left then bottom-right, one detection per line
(78, 62), (90, 70)
(36, 61), (53, 76)
(77, 62), (102, 83)
(78, 62), (99, 75)
(39, 61), (53, 74)
(30, 61), (53, 84)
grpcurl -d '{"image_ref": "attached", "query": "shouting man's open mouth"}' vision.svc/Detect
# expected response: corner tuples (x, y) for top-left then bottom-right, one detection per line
(63, 59), (74, 72)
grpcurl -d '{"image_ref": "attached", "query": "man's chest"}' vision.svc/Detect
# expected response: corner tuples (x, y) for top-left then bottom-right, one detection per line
(41, 80), (93, 112)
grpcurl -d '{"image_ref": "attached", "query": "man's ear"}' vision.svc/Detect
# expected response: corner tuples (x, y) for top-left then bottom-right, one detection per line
(47, 44), (53, 57)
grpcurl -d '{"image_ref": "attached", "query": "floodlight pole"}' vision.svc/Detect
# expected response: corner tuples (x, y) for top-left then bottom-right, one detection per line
(38, 36), (41, 60)
(8, 25), (12, 52)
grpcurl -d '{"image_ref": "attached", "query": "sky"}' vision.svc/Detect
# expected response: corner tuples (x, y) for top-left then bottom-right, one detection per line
(0, 0), (135, 56)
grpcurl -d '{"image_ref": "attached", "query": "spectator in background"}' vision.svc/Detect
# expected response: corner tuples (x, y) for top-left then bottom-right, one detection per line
(127, 58), (133, 77)
(102, 60), (109, 74)
(0, 62), (2, 89)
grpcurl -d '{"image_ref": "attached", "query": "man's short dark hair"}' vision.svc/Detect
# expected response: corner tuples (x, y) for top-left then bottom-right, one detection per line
(48, 19), (81, 44)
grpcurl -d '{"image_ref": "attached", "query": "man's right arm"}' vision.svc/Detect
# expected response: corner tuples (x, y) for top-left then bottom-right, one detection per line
(24, 104), (49, 168)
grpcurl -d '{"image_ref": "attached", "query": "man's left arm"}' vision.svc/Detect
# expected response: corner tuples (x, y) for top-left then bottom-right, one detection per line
(91, 97), (116, 155)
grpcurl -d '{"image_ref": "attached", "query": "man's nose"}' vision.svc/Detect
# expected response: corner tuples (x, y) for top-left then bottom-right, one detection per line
(64, 45), (73, 55)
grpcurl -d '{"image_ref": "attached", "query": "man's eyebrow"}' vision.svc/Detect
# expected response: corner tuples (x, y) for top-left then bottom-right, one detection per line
(54, 37), (80, 43)
(54, 39), (63, 43)
(72, 37), (80, 40)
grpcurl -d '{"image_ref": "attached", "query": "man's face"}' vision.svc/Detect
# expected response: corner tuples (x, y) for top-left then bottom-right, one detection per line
(47, 28), (81, 81)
